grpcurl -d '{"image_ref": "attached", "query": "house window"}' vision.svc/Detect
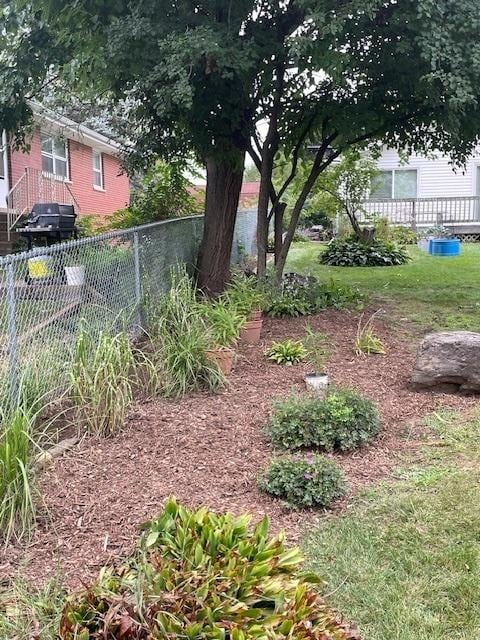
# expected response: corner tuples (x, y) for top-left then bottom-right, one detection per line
(41, 134), (68, 179)
(92, 150), (103, 189)
(370, 169), (417, 199)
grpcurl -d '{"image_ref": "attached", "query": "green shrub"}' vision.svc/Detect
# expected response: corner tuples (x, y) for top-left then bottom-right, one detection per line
(106, 160), (201, 230)
(268, 389), (379, 451)
(59, 499), (357, 640)
(148, 272), (224, 395)
(320, 237), (410, 267)
(266, 339), (307, 365)
(263, 273), (363, 317)
(258, 455), (346, 508)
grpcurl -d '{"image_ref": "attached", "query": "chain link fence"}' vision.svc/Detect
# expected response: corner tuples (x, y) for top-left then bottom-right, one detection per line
(0, 210), (257, 408)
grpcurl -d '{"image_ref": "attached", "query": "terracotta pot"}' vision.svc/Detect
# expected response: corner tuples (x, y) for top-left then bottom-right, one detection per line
(248, 308), (263, 322)
(206, 347), (235, 375)
(240, 318), (262, 344)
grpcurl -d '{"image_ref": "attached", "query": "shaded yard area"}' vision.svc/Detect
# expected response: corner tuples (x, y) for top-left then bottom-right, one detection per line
(2, 310), (476, 588)
(288, 242), (480, 331)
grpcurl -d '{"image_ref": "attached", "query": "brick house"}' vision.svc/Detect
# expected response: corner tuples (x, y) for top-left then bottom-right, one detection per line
(0, 104), (130, 253)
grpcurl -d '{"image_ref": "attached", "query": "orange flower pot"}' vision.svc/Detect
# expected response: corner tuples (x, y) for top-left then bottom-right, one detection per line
(206, 347), (235, 375)
(240, 319), (262, 344)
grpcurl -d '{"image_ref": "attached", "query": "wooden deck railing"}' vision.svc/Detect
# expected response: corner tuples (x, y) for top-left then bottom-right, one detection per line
(6, 167), (80, 239)
(358, 196), (480, 229)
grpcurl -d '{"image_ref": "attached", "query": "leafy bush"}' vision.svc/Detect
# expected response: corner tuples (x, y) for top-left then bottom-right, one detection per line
(263, 273), (363, 317)
(389, 226), (418, 246)
(76, 214), (103, 237)
(258, 455), (346, 508)
(148, 272), (224, 395)
(266, 339), (307, 365)
(59, 499), (357, 639)
(268, 389), (379, 451)
(106, 160), (201, 229)
(320, 237), (410, 267)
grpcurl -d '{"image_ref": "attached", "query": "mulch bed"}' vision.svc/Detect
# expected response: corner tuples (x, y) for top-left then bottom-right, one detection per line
(1, 308), (478, 588)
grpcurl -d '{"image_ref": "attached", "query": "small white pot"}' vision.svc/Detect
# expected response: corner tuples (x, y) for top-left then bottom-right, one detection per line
(305, 372), (329, 396)
(65, 265), (85, 286)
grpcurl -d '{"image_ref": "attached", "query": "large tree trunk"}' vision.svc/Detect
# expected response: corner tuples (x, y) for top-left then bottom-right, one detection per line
(196, 152), (245, 296)
(274, 202), (286, 264)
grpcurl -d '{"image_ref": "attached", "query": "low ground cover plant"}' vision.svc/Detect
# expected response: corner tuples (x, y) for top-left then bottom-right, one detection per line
(268, 388), (379, 451)
(258, 454), (346, 508)
(263, 273), (363, 317)
(58, 499), (357, 639)
(266, 339), (307, 365)
(320, 237), (409, 267)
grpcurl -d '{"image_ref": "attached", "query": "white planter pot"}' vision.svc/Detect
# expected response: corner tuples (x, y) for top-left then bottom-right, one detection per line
(305, 372), (329, 396)
(65, 265), (85, 286)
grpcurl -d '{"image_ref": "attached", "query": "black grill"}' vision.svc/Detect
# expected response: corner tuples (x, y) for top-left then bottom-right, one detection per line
(18, 202), (78, 250)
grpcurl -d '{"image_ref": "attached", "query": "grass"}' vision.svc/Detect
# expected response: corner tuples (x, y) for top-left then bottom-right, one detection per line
(0, 577), (64, 640)
(304, 410), (480, 640)
(0, 404), (41, 545)
(287, 242), (480, 330)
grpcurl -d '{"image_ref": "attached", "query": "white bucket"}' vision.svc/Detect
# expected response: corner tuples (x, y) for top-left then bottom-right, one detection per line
(65, 265), (85, 286)
(305, 373), (329, 397)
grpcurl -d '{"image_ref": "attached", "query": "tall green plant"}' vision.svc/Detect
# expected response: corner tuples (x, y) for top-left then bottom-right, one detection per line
(148, 272), (224, 396)
(0, 404), (40, 544)
(69, 324), (140, 437)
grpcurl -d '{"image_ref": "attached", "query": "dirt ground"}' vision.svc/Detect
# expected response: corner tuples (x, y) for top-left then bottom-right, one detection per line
(1, 309), (477, 588)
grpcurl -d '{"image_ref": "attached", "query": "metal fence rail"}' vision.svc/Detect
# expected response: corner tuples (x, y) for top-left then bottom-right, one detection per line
(0, 210), (257, 406)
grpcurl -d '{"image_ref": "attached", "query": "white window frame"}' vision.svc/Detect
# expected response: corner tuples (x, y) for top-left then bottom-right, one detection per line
(92, 150), (104, 190)
(371, 168), (417, 199)
(41, 134), (69, 181)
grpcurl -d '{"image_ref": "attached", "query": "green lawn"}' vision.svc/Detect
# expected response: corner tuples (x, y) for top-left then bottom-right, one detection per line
(304, 411), (480, 640)
(287, 242), (480, 331)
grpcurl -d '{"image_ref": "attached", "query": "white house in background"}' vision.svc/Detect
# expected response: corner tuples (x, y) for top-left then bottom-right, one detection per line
(362, 148), (480, 236)
(370, 148), (480, 200)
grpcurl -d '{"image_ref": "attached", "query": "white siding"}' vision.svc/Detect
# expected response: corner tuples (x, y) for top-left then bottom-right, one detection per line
(376, 148), (480, 198)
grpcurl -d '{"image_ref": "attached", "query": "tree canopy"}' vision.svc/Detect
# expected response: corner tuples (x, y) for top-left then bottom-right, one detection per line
(2, 0), (480, 289)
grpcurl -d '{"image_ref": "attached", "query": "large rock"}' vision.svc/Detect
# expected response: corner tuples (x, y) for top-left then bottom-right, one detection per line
(412, 331), (480, 392)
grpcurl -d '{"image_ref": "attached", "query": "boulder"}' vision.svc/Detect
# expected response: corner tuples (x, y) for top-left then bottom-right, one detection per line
(412, 331), (480, 392)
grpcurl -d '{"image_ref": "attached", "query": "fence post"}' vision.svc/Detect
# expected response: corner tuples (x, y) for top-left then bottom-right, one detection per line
(411, 199), (417, 231)
(133, 230), (142, 327)
(5, 259), (19, 405)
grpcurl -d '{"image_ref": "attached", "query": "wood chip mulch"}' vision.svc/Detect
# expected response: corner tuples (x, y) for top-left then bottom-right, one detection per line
(1, 308), (478, 588)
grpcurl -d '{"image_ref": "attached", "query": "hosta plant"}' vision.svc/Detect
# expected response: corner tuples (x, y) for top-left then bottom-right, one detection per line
(258, 454), (346, 508)
(320, 236), (409, 267)
(268, 388), (379, 451)
(266, 339), (307, 365)
(59, 498), (359, 639)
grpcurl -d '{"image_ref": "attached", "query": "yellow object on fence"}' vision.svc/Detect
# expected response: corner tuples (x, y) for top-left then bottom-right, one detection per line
(28, 256), (52, 279)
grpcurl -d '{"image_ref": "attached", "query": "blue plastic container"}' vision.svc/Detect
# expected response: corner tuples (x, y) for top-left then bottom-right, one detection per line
(430, 238), (460, 256)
